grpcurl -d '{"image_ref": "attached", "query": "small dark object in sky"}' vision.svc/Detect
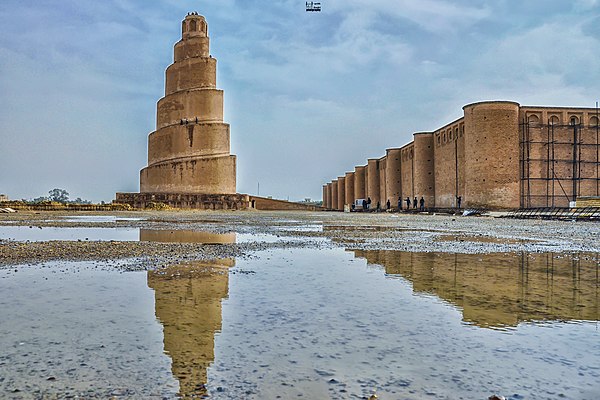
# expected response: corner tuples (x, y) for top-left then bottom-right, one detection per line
(306, 1), (321, 12)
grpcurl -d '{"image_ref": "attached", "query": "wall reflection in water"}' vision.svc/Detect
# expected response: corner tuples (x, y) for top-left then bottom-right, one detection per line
(352, 250), (600, 329)
(140, 229), (236, 244)
(148, 254), (233, 396)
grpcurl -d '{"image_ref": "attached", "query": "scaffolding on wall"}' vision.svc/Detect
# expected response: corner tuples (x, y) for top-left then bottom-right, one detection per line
(519, 113), (600, 208)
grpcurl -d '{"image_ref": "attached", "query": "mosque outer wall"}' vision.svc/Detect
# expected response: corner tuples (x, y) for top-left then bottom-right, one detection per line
(413, 133), (435, 207)
(385, 149), (402, 205)
(345, 172), (355, 208)
(322, 101), (600, 210)
(367, 159), (380, 205)
(337, 177), (346, 211)
(331, 180), (338, 211)
(378, 156), (386, 207)
(354, 166), (366, 201)
(400, 143), (414, 202)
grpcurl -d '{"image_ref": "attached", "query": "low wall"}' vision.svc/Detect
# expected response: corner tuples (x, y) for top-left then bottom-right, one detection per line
(249, 196), (323, 211)
(115, 192), (250, 210)
(1, 201), (132, 211)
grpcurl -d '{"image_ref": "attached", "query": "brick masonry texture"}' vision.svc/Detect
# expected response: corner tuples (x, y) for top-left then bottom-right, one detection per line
(322, 101), (600, 210)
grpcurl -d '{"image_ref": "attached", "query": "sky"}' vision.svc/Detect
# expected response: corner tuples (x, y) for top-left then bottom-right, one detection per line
(1, 0), (599, 202)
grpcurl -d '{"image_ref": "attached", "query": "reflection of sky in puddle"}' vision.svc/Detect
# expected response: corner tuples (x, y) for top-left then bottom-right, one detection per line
(2, 249), (599, 398)
(59, 215), (144, 223)
(0, 263), (178, 397)
(139, 229), (297, 244)
(0, 227), (294, 244)
(0, 226), (140, 241)
(276, 224), (323, 232)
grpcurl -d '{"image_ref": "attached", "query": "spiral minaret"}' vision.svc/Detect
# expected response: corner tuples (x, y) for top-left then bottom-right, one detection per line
(140, 12), (236, 194)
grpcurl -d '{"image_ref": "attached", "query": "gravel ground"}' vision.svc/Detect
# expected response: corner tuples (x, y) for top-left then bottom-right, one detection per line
(1, 210), (599, 269)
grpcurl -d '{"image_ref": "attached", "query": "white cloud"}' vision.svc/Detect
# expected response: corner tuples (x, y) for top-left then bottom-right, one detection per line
(1, 0), (598, 201)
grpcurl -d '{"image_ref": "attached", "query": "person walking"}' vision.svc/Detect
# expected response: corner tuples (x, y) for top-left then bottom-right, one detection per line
(367, 197), (372, 211)
(413, 197), (418, 209)
(405, 197), (411, 209)
(457, 196), (462, 209)
(386, 199), (391, 210)
(397, 197), (402, 211)
(362, 198), (367, 211)
(376, 201), (381, 211)
(419, 196), (425, 211)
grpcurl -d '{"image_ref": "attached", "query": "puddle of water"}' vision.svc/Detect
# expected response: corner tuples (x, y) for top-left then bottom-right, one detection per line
(60, 215), (144, 223)
(140, 229), (236, 244)
(2, 249), (599, 398)
(139, 229), (288, 244)
(277, 224), (323, 232)
(351, 250), (600, 330)
(0, 226), (289, 244)
(0, 263), (178, 397)
(0, 226), (139, 242)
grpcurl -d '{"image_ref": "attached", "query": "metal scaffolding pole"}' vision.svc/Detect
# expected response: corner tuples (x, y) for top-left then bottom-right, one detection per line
(551, 122), (556, 207)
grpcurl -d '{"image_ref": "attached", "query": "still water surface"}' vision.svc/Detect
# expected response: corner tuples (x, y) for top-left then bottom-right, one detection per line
(1, 242), (599, 398)
(0, 226), (285, 244)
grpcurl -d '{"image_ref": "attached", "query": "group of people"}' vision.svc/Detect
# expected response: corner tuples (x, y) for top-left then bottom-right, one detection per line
(356, 195), (463, 212)
(401, 196), (426, 211)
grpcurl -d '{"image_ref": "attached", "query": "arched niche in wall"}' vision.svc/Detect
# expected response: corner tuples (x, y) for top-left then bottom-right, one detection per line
(527, 114), (540, 126)
(590, 116), (599, 127)
(190, 19), (197, 31)
(569, 116), (580, 126)
(549, 115), (560, 125)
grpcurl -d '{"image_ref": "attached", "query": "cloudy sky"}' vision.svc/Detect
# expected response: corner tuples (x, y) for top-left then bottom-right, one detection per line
(1, 0), (599, 202)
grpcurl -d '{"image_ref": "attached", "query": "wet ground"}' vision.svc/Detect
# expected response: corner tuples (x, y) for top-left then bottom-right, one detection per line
(1, 211), (599, 399)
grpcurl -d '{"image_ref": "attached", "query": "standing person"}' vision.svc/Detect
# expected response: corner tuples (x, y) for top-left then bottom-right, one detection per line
(457, 196), (462, 209)
(386, 199), (391, 210)
(419, 196), (425, 211)
(362, 198), (367, 211)
(406, 197), (411, 209)
(376, 201), (381, 211)
(397, 197), (402, 211)
(413, 197), (418, 209)
(367, 197), (372, 211)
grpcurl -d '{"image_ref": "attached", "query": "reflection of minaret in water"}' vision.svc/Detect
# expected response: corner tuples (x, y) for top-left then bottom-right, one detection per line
(147, 248), (234, 396)
(352, 250), (600, 329)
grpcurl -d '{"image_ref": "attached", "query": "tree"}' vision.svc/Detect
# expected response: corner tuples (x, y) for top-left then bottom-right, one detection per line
(72, 197), (92, 205)
(48, 188), (69, 203)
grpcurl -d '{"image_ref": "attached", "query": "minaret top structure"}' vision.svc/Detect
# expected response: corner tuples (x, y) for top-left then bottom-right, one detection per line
(182, 12), (208, 39)
(175, 12), (210, 62)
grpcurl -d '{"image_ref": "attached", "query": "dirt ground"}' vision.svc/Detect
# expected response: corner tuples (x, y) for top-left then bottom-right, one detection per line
(1, 210), (599, 268)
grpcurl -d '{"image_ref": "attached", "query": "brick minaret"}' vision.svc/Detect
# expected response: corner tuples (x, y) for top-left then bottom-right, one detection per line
(140, 12), (236, 194)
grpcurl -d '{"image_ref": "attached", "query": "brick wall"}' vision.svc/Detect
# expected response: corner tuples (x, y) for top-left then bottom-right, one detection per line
(463, 101), (520, 209)
(385, 148), (402, 206)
